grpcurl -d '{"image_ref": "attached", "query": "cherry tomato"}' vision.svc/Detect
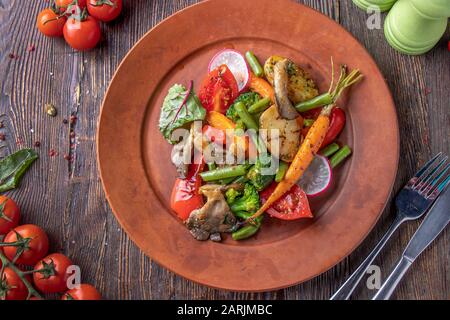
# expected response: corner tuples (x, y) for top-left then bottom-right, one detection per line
(33, 253), (73, 294)
(202, 125), (226, 145)
(61, 284), (102, 300)
(321, 107), (346, 148)
(55, 0), (87, 14)
(170, 156), (205, 221)
(36, 8), (67, 37)
(63, 16), (101, 51)
(0, 195), (20, 235)
(0, 267), (29, 300)
(199, 65), (239, 114)
(260, 182), (313, 220)
(3, 224), (49, 266)
(87, 0), (122, 22)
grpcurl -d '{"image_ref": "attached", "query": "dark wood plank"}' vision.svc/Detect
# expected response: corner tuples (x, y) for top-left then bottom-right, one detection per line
(0, 0), (447, 300)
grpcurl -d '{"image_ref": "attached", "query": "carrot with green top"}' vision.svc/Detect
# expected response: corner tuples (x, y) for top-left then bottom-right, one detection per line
(248, 65), (362, 221)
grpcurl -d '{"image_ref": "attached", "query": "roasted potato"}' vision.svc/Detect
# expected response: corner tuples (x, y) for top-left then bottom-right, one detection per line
(259, 105), (303, 163)
(264, 56), (319, 104)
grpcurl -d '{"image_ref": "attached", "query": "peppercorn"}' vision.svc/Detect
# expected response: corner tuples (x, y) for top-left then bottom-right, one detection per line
(45, 104), (57, 117)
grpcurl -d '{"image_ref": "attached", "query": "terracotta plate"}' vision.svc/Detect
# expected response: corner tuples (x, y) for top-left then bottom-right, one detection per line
(97, 0), (399, 291)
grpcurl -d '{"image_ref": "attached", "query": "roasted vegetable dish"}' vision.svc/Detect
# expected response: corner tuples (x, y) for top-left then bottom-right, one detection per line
(158, 49), (362, 242)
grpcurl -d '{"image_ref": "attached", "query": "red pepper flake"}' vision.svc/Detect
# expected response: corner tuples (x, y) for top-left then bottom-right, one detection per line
(424, 87), (432, 96)
(16, 137), (23, 145)
(70, 115), (77, 124)
(0, 133), (5, 141)
(27, 45), (35, 52)
(34, 141), (41, 147)
(49, 149), (58, 157)
(70, 131), (75, 138)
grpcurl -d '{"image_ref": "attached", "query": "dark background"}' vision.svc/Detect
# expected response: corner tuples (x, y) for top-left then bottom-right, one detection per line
(0, 0), (448, 299)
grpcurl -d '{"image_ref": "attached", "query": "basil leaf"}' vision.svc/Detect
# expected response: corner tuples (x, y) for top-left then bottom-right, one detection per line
(0, 149), (38, 193)
(159, 84), (206, 144)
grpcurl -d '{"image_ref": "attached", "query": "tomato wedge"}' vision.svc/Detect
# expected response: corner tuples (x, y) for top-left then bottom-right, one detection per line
(170, 156), (205, 221)
(260, 182), (313, 220)
(198, 65), (239, 114)
(302, 107), (346, 148)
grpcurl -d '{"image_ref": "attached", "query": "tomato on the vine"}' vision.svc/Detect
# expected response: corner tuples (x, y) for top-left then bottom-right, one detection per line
(56, 0), (87, 13)
(36, 8), (67, 37)
(0, 267), (29, 300)
(87, 0), (123, 22)
(33, 253), (73, 294)
(3, 224), (49, 266)
(0, 195), (20, 235)
(63, 15), (101, 51)
(61, 284), (102, 300)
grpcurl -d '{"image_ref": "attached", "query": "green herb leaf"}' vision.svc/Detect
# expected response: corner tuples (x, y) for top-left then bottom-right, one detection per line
(159, 84), (206, 144)
(0, 149), (38, 193)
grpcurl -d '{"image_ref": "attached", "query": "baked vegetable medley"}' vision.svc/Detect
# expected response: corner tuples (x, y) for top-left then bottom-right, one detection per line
(158, 49), (362, 242)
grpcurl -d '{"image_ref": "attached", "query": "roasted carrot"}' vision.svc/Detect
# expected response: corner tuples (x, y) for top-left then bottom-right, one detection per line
(249, 66), (362, 220)
(249, 73), (275, 102)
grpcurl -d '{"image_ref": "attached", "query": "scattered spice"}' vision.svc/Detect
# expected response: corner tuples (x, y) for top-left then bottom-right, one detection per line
(34, 141), (41, 147)
(0, 133), (5, 141)
(70, 131), (75, 138)
(63, 154), (72, 161)
(63, 118), (68, 124)
(424, 87), (432, 96)
(16, 137), (23, 146)
(49, 149), (58, 157)
(70, 115), (77, 124)
(45, 103), (57, 117)
(0, 121), (3, 128)
(8, 53), (18, 59)
(27, 45), (36, 52)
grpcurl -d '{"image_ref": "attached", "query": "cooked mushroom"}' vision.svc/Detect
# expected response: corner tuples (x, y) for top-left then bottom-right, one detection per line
(186, 184), (237, 241)
(273, 59), (300, 120)
(171, 123), (194, 178)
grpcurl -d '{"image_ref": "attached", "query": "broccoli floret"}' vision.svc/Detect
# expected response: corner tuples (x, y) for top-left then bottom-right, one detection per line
(225, 188), (242, 205)
(226, 92), (261, 123)
(229, 183), (260, 213)
(247, 154), (275, 191)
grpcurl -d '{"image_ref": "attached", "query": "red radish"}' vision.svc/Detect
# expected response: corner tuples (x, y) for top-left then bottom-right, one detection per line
(297, 155), (332, 197)
(208, 49), (250, 92)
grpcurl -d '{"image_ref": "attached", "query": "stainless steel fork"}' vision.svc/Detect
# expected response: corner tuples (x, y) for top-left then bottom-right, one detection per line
(330, 153), (450, 300)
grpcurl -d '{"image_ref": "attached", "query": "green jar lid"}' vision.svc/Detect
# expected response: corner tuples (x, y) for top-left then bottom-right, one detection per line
(384, 0), (449, 55)
(352, 0), (397, 12)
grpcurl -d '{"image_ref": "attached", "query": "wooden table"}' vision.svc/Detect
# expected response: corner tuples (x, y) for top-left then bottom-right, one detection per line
(1, 0), (448, 300)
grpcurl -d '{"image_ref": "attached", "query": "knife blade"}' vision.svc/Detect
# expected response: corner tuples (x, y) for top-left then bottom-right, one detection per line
(403, 185), (450, 262)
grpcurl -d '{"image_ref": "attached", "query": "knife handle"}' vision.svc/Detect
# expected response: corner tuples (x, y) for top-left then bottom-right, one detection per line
(372, 256), (412, 300)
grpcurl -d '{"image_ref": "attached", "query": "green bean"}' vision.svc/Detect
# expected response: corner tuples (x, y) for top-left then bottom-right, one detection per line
(232, 216), (264, 241)
(295, 93), (333, 113)
(275, 161), (289, 182)
(207, 163), (217, 171)
(245, 51), (264, 77)
(200, 165), (248, 182)
(220, 176), (237, 185)
(234, 102), (259, 131)
(248, 97), (271, 114)
(320, 143), (340, 158)
(233, 211), (253, 220)
(330, 145), (352, 168)
(232, 175), (250, 185)
(303, 119), (315, 127)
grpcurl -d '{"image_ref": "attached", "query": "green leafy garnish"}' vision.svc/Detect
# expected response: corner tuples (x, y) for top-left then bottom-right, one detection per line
(159, 83), (206, 144)
(0, 149), (38, 193)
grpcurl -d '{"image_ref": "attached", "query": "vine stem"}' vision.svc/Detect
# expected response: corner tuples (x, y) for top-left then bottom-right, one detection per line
(0, 250), (42, 299)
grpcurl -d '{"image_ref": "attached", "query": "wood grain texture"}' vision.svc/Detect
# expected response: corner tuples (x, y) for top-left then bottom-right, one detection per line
(0, 0), (448, 300)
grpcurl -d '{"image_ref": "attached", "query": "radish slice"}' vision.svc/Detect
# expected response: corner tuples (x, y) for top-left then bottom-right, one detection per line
(297, 155), (332, 197)
(208, 49), (250, 92)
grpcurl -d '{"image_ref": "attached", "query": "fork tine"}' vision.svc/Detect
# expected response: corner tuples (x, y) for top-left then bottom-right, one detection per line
(418, 156), (448, 193)
(412, 152), (443, 187)
(425, 163), (450, 198)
